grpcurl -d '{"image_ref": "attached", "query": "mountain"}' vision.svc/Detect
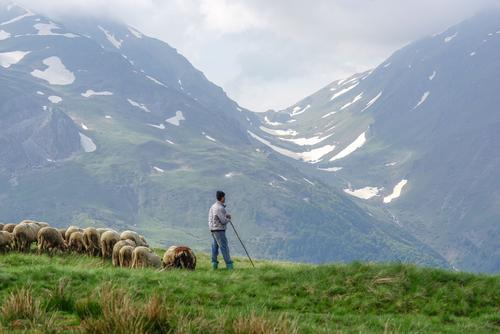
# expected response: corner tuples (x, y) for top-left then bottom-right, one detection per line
(0, 2), (447, 267)
(255, 12), (500, 272)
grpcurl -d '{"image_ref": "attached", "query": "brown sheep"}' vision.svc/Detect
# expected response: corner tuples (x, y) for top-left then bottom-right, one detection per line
(162, 246), (197, 270)
(83, 227), (101, 257)
(131, 246), (161, 269)
(13, 221), (40, 252)
(68, 231), (85, 253)
(65, 226), (83, 242)
(100, 230), (120, 259)
(119, 245), (135, 268)
(112, 239), (136, 266)
(37, 227), (67, 255)
(3, 224), (16, 233)
(0, 231), (14, 253)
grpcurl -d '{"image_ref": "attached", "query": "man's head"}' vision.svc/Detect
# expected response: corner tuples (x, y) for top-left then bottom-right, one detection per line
(216, 190), (226, 203)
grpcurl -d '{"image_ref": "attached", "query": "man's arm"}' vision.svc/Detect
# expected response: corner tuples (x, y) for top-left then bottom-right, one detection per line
(216, 206), (230, 225)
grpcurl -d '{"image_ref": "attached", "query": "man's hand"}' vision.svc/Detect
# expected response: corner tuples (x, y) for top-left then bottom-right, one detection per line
(226, 214), (232, 220)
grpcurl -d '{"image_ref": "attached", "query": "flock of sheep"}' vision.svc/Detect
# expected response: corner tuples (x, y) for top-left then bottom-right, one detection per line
(0, 220), (197, 270)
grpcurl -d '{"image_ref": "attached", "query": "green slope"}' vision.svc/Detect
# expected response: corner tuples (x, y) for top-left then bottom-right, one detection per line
(0, 253), (498, 333)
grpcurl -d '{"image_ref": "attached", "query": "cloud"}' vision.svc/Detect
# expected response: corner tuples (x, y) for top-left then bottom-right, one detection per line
(14, 0), (500, 111)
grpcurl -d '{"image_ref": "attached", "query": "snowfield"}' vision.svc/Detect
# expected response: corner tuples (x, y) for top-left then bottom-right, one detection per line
(81, 90), (113, 98)
(414, 91), (430, 109)
(31, 57), (75, 85)
(290, 104), (311, 116)
(48, 96), (62, 104)
(98, 26), (122, 49)
(344, 187), (381, 200)
(166, 111), (185, 126)
(264, 116), (283, 126)
(127, 98), (150, 112)
(79, 133), (97, 153)
(0, 51), (30, 68)
(0, 10), (34, 26)
(383, 179), (408, 204)
(361, 92), (382, 112)
(330, 132), (367, 161)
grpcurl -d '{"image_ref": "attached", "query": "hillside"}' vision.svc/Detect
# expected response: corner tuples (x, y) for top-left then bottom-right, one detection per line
(0, 2), (448, 268)
(253, 12), (500, 272)
(0, 252), (498, 333)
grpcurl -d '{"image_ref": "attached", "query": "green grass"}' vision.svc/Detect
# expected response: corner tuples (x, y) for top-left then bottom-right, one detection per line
(0, 252), (498, 333)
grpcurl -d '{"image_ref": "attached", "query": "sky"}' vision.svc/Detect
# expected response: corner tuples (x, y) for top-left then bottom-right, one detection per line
(15, 0), (500, 112)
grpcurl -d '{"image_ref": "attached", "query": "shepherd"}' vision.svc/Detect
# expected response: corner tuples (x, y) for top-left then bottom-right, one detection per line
(208, 190), (234, 270)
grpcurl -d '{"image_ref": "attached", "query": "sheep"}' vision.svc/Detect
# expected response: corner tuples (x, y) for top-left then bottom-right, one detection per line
(120, 230), (149, 247)
(68, 231), (85, 254)
(131, 246), (161, 269)
(13, 221), (40, 252)
(119, 245), (135, 268)
(96, 228), (113, 237)
(100, 230), (120, 259)
(83, 227), (101, 257)
(37, 227), (67, 255)
(58, 228), (67, 239)
(162, 246), (197, 270)
(112, 239), (136, 266)
(65, 226), (83, 243)
(3, 224), (16, 233)
(0, 231), (14, 253)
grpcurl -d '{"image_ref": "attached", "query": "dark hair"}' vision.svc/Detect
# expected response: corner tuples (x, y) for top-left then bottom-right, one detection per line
(216, 191), (225, 201)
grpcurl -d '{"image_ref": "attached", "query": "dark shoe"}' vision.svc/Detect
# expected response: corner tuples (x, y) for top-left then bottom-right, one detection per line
(226, 262), (234, 270)
(211, 262), (219, 270)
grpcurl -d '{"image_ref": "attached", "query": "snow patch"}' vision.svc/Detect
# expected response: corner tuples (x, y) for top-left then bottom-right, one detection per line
(127, 98), (150, 112)
(128, 26), (143, 38)
(414, 91), (430, 109)
(344, 187), (381, 200)
(303, 178), (315, 186)
(290, 104), (310, 116)
(79, 133), (96, 153)
(278, 175), (288, 181)
(279, 133), (333, 146)
(444, 32), (457, 43)
(330, 132), (367, 161)
(81, 123), (89, 130)
(0, 51), (29, 68)
(148, 123), (165, 130)
(202, 132), (217, 142)
(429, 70), (437, 81)
(330, 82), (359, 101)
(81, 90), (113, 98)
(385, 162), (398, 167)
(340, 93), (363, 110)
(225, 172), (241, 178)
(383, 62), (391, 68)
(33, 22), (78, 38)
(0, 30), (10, 40)
(321, 111), (337, 119)
(105, 115), (112, 119)
(31, 56), (75, 85)
(361, 92), (382, 112)
(36, 91), (45, 95)
(146, 75), (167, 87)
(153, 166), (164, 173)
(98, 25), (122, 49)
(383, 179), (408, 204)
(165, 139), (175, 145)
(166, 111), (185, 126)
(470, 51), (476, 56)
(318, 167), (343, 172)
(264, 116), (283, 126)
(260, 126), (298, 137)
(48, 95), (62, 104)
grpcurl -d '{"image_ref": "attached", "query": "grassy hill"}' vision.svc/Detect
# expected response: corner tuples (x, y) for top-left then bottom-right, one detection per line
(0, 252), (498, 333)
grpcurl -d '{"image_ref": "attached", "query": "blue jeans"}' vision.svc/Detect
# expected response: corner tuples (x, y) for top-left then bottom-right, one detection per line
(211, 230), (232, 265)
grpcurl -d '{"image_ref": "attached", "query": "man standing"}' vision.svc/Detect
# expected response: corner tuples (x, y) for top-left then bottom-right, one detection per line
(208, 191), (233, 270)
